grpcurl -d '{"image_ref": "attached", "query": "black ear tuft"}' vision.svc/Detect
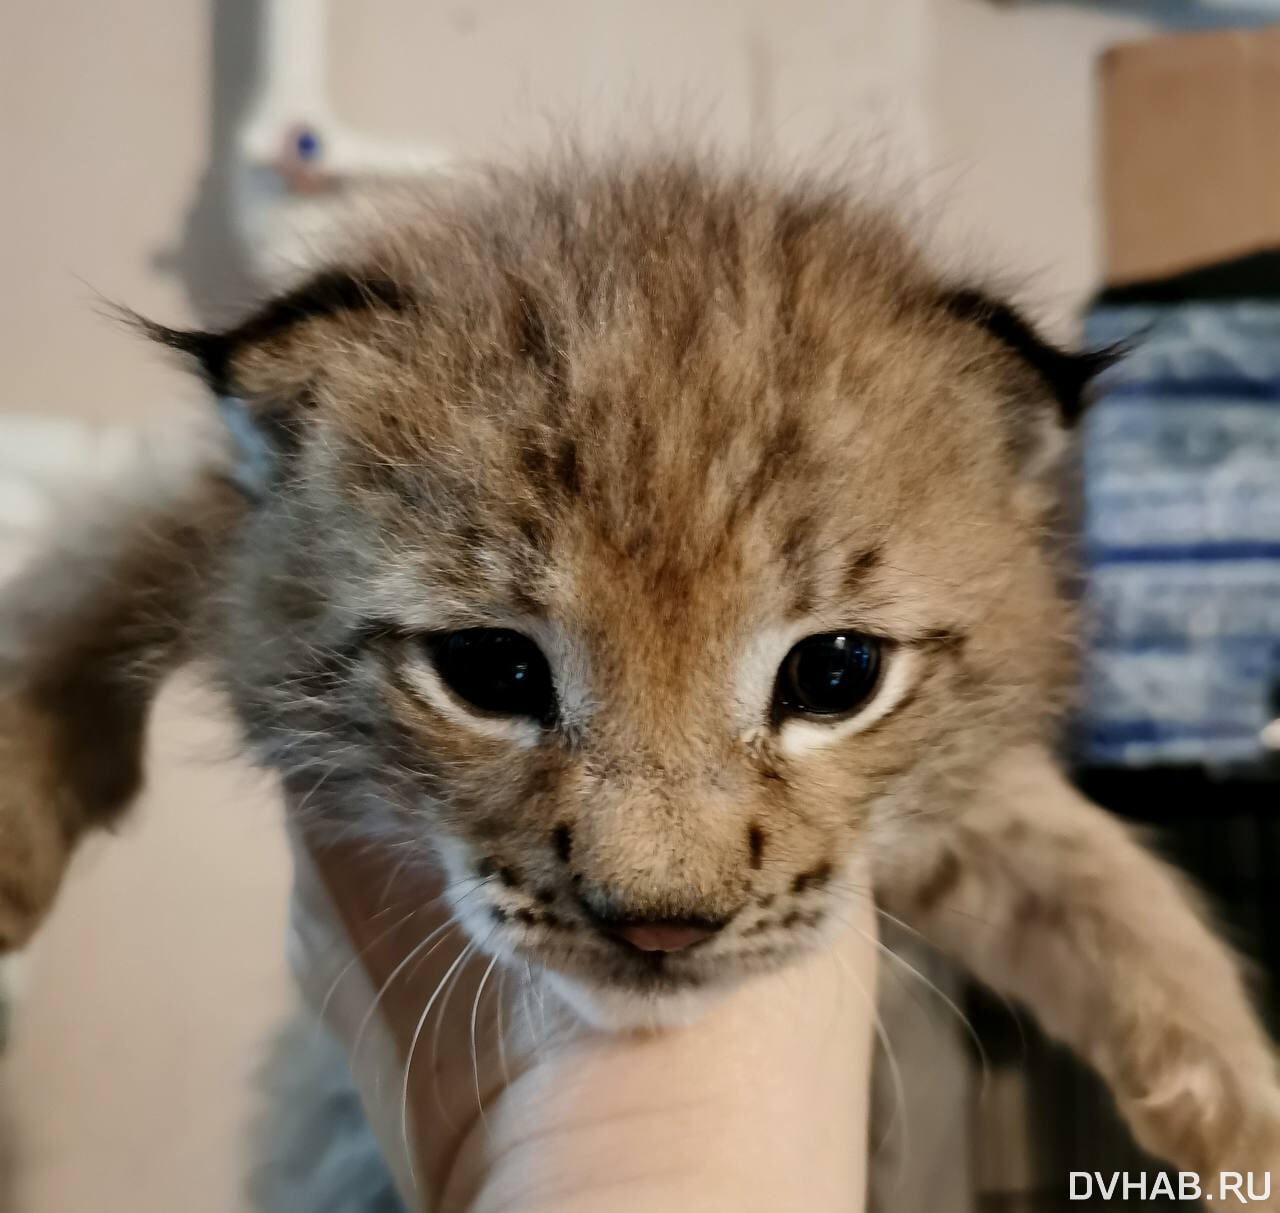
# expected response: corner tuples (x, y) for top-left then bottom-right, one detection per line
(134, 269), (415, 397)
(941, 288), (1123, 425)
(124, 270), (416, 497)
(137, 319), (236, 395)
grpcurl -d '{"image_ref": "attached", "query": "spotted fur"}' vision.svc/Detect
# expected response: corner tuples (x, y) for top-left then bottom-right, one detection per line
(1, 155), (1276, 1179)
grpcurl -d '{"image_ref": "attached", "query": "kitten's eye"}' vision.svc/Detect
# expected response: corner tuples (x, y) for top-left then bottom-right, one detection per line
(775, 632), (882, 719)
(427, 629), (555, 723)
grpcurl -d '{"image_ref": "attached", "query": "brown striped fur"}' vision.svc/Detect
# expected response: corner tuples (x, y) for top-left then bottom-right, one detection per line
(1, 155), (1276, 1179)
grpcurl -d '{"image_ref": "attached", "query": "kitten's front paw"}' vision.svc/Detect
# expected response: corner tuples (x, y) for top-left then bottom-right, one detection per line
(1123, 1048), (1280, 1203)
(0, 702), (71, 951)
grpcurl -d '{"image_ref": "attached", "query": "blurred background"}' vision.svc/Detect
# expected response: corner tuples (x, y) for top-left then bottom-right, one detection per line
(2, 2), (1279, 1211)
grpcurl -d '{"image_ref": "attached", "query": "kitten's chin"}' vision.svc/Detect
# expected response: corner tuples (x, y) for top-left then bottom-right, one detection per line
(545, 970), (734, 1032)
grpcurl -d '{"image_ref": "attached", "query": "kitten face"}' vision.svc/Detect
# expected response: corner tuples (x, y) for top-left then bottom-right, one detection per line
(173, 160), (1090, 1019)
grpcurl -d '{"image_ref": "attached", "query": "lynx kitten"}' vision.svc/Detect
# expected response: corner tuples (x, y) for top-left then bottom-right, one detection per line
(1, 156), (1277, 1178)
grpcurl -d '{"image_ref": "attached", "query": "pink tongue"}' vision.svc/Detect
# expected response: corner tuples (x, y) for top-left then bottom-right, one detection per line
(615, 923), (712, 953)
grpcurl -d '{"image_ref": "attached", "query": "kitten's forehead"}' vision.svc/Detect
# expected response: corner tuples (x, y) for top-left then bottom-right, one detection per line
(321, 171), (1021, 628)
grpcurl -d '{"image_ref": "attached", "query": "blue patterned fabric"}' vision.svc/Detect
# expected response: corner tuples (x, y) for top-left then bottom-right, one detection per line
(1077, 303), (1280, 767)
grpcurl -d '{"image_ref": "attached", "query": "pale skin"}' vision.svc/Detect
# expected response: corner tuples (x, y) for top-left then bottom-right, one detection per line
(305, 833), (878, 1213)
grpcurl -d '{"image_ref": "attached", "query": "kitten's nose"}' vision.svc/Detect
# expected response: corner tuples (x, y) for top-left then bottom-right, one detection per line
(599, 916), (725, 953)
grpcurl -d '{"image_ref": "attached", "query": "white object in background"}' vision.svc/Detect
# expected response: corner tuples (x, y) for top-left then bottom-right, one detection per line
(232, 0), (450, 282)
(1262, 718), (1280, 751)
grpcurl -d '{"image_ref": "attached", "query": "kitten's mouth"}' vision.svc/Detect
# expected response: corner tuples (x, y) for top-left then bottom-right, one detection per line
(602, 919), (721, 953)
(506, 921), (801, 998)
(528, 934), (811, 1031)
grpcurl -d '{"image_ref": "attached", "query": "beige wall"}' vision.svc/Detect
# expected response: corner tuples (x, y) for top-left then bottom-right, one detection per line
(329, 0), (931, 164)
(0, 2), (210, 424)
(0, 3), (1147, 1210)
(929, 1), (1149, 335)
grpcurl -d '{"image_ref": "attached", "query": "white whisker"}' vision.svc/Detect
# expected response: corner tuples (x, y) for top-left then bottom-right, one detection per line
(428, 928), (484, 1132)
(471, 951), (501, 1134)
(351, 917), (458, 1069)
(495, 964), (511, 1089)
(317, 875), (485, 1032)
(836, 884), (998, 1088)
(316, 904), (420, 1029)
(401, 939), (476, 1198)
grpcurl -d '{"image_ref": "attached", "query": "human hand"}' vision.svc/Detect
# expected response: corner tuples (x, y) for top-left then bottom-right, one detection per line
(294, 826), (878, 1213)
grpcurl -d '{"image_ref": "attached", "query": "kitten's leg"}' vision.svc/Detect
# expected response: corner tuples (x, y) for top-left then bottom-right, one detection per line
(0, 433), (241, 948)
(879, 745), (1280, 1176)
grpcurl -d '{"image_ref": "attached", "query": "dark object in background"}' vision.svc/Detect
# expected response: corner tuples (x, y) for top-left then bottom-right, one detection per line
(1100, 249), (1280, 306)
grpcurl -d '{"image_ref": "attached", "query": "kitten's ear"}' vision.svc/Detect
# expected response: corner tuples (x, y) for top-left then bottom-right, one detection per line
(139, 269), (413, 489)
(940, 288), (1121, 427)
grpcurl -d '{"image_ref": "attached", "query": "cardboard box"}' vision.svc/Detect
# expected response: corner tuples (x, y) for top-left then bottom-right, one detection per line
(1100, 25), (1280, 285)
